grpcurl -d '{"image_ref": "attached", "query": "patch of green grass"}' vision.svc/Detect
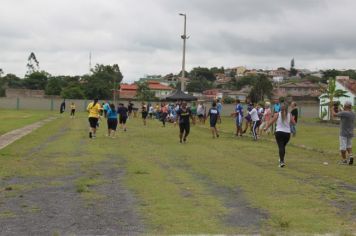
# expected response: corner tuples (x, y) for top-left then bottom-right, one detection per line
(0, 111), (355, 234)
(0, 109), (55, 135)
(0, 210), (16, 218)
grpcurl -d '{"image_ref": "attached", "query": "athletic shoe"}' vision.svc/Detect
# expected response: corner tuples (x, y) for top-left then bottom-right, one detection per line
(89, 132), (92, 138)
(279, 162), (285, 168)
(348, 156), (354, 165)
(183, 138), (186, 143)
(339, 159), (348, 165)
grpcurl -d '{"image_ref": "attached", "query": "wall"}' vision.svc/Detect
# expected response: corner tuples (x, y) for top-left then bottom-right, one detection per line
(0, 97), (320, 118)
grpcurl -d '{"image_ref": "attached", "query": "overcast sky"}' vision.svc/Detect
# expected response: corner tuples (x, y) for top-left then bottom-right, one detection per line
(1, 0), (356, 82)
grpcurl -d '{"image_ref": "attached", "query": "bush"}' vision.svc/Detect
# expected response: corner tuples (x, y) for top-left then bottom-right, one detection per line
(223, 97), (235, 104)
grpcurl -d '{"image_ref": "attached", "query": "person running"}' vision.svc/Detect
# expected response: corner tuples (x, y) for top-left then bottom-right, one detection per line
(176, 102), (192, 143)
(160, 102), (168, 127)
(127, 101), (134, 118)
(148, 105), (154, 119)
(249, 103), (260, 141)
(197, 102), (205, 124)
(290, 102), (298, 137)
(106, 103), (118, 138)
(190, 102), (197, 125)
(332, 101), (355, 165)
(264, 102), (296, 167)
(259, 102), (272, 136)
(117, 103), (128, 131)
(141, 102), (148, 126)
(87, 98), (102, 139)
(102, 101), (110, 118)
(207, 102), (220, 138)
(232, 99), (244, 136)
(60, 99), (66, 114)
(242, 101), (253, 134)
(70, 102), (76, 118)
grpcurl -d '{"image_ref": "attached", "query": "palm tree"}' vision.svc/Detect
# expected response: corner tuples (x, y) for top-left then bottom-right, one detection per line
(320, 78), (349, 120)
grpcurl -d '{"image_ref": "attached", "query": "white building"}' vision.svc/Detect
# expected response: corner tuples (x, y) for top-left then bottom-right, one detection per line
(319, 76), (356, 120)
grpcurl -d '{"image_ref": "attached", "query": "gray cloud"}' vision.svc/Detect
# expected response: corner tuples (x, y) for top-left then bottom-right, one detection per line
(0, 0), (355, 82)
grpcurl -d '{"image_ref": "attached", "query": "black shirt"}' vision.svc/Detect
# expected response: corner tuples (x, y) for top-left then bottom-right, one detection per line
(208, 107), (219, 123)
(177, 108), (191, 124)
(117, 107), (128, 118)
(291, 108), (298, 123)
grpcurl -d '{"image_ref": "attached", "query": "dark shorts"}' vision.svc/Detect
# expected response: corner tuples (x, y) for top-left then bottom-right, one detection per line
(198, 114), (204, 118)
(107, 119), (118, 130)
(245, 114), (251, 122)
(210, 119), (218, 128)
(119, 116), (127, 124)
(88, 117), (99, 128)
(142, 112), (148, 119)
(179, 122), (190, 134)
(70, 109), (75, 115)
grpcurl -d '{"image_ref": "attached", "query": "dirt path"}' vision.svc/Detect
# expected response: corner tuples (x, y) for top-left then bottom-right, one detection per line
(0, 117), (57, 150)
(0, 118), (145, 235)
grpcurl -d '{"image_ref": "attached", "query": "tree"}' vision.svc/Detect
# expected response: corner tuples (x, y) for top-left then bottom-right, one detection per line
(0, 68), (3, 77)
(2, 74), (23, 88)
(83, 64), (123, 100)
(135, 81), (156, 101)
(190, 67), (216, 81)
(45, 76), (64, 95)
(26, 52), (40, 75)
(61, 86), (85, 99)
(24, 71), (50, 90)
(210, 67), (224, 74)
(320, 78), (349, 120)
(186, 77), (213, 92)
(249, 75), (273, 103)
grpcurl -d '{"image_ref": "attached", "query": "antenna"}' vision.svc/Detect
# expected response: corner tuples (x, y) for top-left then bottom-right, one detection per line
(89, 51), (92, 74)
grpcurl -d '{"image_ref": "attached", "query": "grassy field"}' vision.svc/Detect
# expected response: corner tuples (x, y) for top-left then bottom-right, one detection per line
(0, 109), (56, 135)
(0, 112), (355, 234)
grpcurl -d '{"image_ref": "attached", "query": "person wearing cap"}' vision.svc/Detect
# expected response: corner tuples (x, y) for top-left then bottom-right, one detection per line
(332, 101), (355, 165)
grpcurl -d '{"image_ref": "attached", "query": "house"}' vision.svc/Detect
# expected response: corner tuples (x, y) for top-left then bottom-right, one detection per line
(268, 68), (290, 79)
(273, 81), (322, 99)
(119, 81), (174, 100)
(319, 76), (356, 120)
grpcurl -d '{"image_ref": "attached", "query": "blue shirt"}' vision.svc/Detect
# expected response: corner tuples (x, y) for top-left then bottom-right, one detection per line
(217, 102), (223, 114)
(107, 109), (118, 119)
(273, 103), (281, 113)
(236, 104), (243, 117)
(103, 103), (110, 111)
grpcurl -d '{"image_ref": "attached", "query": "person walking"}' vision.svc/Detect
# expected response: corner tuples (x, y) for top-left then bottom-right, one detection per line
(232, 99), (244, 136)
(207, 102), (220, 138)
(217, 99), (223, 124)
(70, 102), (76, 118)
(60, 99), (66, 114)
(87, 98), (102, 139)
(141, 102), (148, 126)
(176, 102), (193, 143)
(106, 103), (118, 138)
(332, 101), (355, 165)
(249, 103), (260, 141)
(259, 102), (272, 136)
(290, 102), (298, 137)
(264, 102), (296, 167)
(160, 102), (168, 127)
(197, 102), (205, 124)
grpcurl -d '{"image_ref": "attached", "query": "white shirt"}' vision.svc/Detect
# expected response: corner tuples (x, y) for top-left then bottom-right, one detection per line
(276, 112), (291, 133)
(249, 108), (260, 122)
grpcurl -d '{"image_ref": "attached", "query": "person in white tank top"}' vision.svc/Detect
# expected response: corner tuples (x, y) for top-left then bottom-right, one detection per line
(264, 102), (296, 167)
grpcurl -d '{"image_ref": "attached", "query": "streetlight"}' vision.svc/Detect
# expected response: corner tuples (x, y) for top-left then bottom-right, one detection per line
(179, 13), (187, 92)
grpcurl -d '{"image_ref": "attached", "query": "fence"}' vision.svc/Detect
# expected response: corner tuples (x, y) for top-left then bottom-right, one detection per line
(0, 97), (320, 118)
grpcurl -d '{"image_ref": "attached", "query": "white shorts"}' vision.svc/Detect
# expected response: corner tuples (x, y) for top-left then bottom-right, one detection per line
(339, 136), (353, 150)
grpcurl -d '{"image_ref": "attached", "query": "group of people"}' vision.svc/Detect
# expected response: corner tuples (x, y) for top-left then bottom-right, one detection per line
(86, 99), (129, 138)
(83, 96), (354, 168)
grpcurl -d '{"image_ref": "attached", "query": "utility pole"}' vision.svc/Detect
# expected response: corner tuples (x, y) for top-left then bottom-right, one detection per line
(179, 13), (187, 92)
